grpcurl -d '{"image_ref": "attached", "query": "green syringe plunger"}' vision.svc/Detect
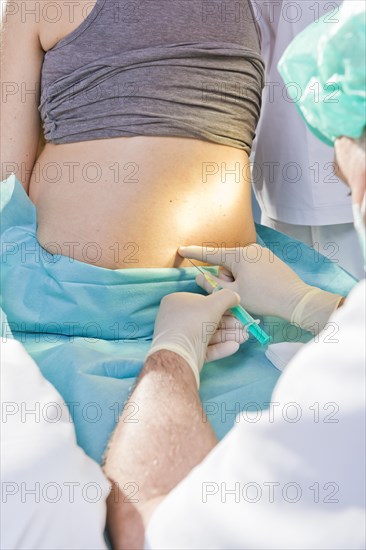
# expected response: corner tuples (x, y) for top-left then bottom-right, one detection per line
(201, 268), (272, 347)
(230, 304), (272, 347)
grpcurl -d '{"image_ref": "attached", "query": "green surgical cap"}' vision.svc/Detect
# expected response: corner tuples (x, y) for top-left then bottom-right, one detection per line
(278, 0), (366, 146)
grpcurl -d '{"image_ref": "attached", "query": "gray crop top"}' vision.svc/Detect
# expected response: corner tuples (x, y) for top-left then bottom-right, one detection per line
(39, 0), (265, 153)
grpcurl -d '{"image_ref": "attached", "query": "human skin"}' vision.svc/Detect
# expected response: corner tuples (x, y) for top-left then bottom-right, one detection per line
(1, 0), (256, 269)
(104, 349), (217, 550)
(103, 135), (364, 548)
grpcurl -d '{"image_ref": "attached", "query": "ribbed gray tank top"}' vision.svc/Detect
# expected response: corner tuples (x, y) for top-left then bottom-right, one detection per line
(39, 0), (265, 153)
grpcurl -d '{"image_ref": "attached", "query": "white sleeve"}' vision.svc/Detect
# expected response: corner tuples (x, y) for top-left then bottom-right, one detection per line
(145, 280), (366, 550)
(1, 338), (110, 550)
(251, 0), (283, 63)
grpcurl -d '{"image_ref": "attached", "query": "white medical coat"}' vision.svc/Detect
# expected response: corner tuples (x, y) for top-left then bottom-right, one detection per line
(1, 338), (110, 549)
(145, 278), (366, 549)
(252, 0), (353, 226)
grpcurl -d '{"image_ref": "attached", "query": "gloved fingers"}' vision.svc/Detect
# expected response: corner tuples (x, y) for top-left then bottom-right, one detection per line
(178, 245), (234, 270)
(195, 272), (233, 294)
(195, 273), (215, 293)
(205, 288), (241, 317)
(218, 265), (235, 282)
(206, 340), (240, 363)
(219, 317), (249, 344)
(217, 313), (240, 329)
(209, 326), (248, 345)
(217, 314), (246, 331)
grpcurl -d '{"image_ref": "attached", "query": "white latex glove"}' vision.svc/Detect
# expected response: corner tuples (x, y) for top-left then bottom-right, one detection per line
(145, 290), (248, 387)
(178, 244), (344, 335)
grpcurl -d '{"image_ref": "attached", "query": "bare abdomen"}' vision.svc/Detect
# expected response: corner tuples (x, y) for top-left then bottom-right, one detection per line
(29, 136), (255, 269)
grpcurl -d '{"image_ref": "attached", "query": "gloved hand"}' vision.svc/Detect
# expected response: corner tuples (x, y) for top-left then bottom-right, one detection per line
(145, 290), (248, 387)
(178, 244), (344, 335)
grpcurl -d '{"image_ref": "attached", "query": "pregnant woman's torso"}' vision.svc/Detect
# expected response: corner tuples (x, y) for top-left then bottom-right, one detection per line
(29, 0), (263, 268)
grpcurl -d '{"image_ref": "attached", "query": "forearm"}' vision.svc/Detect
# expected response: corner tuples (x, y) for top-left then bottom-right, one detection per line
(103, 350), (218, 549)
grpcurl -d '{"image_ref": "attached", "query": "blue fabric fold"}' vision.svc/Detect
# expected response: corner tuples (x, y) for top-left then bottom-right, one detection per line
(1, 174), (357, 462)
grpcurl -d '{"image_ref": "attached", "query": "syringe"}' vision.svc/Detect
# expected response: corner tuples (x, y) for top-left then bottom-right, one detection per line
(187, 260), (272, 347)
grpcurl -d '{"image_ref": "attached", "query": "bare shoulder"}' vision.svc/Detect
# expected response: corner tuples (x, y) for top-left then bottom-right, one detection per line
(1, 0), (43, 48)
(2, 0), (102, 52)
(1, 0), (44, 65)
(1, 0), (88, 51)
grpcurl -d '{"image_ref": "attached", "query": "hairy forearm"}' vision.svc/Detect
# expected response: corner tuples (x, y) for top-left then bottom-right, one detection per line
(103, 350), (218, 549)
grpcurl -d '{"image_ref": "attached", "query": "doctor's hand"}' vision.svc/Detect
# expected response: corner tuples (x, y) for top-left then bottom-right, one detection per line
(145, 290), (248, 388)
(178, 244), (343, 335)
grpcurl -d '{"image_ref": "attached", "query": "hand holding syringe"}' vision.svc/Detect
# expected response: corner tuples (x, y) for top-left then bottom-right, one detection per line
(178, 244), (344, 337)
(185, 258), (272, 346)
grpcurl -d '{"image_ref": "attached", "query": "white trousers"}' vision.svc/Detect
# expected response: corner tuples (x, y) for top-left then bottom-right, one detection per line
(261, 214), (364, 280)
